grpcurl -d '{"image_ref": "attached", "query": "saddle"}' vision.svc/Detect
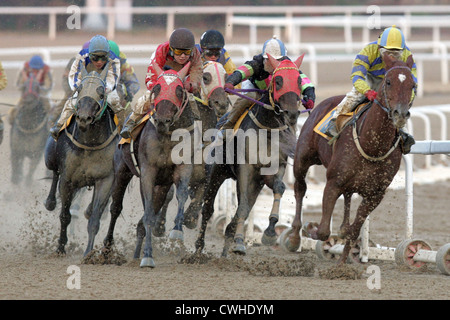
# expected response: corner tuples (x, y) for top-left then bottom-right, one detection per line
(314, 101), (371, 140)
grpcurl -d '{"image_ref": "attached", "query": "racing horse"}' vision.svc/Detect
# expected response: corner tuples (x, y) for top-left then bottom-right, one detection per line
(44, 63), (119, 257)
(195, 53), (306, 256)
(10, 73), (49, 185)
(152, 61), (229, 234)
(286, 54), (415, 264)
(106, 62), (196, 268)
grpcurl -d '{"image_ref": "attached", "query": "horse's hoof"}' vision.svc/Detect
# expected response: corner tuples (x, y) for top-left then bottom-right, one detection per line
(279, 228), (301, 252)
(232, 243), (246, 255)
(183, 217), (198, 230)
(169, 229), (184, 242)
(140, 257), (155, 268)
(45, 198), (56, 211)
(261, 232), (277, 246)
(152, 227), (165, 237)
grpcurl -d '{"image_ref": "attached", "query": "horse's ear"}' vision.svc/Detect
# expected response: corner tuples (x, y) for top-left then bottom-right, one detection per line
(294, 53), (305, 69)
(81, 62), (88, 79)
(406, 54), (414, 70)
(383, 52), (396, 70)
(100, 62), (110, 80)
(266, 53), (280, 70)
(178, 61), (191, 80)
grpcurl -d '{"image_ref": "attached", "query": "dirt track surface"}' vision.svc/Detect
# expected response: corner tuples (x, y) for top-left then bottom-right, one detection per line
(0, 29), (449, 303)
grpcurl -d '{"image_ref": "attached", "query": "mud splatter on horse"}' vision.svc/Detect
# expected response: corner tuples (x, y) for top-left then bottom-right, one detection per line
(44, 63), (118, 257)
(287, 54), (415, 264)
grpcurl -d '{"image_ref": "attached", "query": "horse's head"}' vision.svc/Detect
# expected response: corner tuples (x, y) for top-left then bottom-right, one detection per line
(75, 64), (108, 131)
(201, 61), (228, 118)
(21, 74), (41, 107)
(266, 53), (305, 127)
(151, 62), (190, 134)
(379, 53), (416, 129)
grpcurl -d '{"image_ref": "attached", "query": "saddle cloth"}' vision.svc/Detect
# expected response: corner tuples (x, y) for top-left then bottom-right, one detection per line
(313, 102), (369, 140)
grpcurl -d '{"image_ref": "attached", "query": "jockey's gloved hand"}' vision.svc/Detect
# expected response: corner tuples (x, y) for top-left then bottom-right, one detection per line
(184, 80), (199, 94)
(364, 90), (378, 101)
(224, 82), (234, 92)
(304, 99), (314, 110)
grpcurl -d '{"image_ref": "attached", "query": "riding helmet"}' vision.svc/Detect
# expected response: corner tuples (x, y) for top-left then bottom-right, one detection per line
(262, 36), (287, 59)
(200, 30), (225, 49)
(89, 35), (110, 54)
(169, 28), (195, 49)
(108, 40), (121, 58)
(378, 25), (405, 50)
(29, 55), (44, 69)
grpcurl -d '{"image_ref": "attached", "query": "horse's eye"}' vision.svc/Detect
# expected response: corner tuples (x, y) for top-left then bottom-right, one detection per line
(203, 73), (212, 85)
(275, 75), (283, 91)
(386, 79), (391, 86)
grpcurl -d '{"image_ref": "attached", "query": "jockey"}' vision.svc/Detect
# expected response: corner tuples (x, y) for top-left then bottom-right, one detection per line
(11, 55), (53, 124)
(108, 40), (140, 104)
(50, 34), (121, 139)
(220, 36), (316, 133)
(326, 25), (417, 153)
(120, 28), (203, 139)
(196, 29), (237, 76)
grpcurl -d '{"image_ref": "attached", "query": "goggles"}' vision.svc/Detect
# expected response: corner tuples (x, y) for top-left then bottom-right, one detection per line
(171, 47), (193, 56)
(203, 49), (221, 57)
(89, 54), (108, 62)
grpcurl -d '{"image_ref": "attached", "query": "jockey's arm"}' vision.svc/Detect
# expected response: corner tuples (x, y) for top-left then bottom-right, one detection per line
(105, 57), (120, 94)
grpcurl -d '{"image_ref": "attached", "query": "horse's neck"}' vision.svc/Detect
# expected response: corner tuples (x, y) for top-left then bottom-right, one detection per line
(73, 112), (114, 143)
(197, 101), (216, 130)
(171, 100), (195, 130)
(358, 98), (397, 151)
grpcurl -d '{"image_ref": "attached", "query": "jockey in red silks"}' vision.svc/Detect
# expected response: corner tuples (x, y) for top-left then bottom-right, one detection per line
(120, 28), (203, 139)
(10, 55), (54, 125)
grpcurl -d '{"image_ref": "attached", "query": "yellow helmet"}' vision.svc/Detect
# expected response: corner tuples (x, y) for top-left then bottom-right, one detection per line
(377, 25), (405, 50)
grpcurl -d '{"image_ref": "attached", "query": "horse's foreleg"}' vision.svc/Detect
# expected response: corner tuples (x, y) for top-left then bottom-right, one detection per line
(261, 168), (286, 246)
(104, 164), (133, 249)
(289, 162), (310, 252)
(152, 184), (173, 237)
(312, 181), (342, 241)
(184, 164), (208, 229)
(57, 180), (75, 255)
(170, 164), (193, 241)
(338, 192), (352, 239)
(337, 194), (384, 264)
(85, 175), (114, 256)
(45, 170), (59, 211)
(195, 164), (228, 253)
(140, 167), (157, 268)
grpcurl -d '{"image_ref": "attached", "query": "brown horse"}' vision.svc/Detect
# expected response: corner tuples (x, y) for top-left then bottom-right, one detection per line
(287, 54), (415, 264)
(195, 53), (306, 256)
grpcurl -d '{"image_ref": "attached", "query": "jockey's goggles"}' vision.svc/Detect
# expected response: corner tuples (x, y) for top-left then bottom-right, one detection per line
(203, 48), (221, 57)
(170, 47), (193, 56)
(89, 54), (108, 62)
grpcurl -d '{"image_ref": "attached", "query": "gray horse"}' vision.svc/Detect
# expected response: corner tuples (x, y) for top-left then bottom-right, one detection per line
(44, 63), (119, 257)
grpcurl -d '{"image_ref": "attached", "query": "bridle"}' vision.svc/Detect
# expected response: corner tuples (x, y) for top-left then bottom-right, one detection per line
(74, 74), (108, 123)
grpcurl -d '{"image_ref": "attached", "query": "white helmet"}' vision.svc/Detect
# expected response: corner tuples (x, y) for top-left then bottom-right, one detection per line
(262, 36), (287, 59)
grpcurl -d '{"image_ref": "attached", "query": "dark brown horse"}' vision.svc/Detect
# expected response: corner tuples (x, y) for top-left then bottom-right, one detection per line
(195, 53), (306, 256)
(44, 64), (119, 257)
(287, 54), (415, 264)
(105, 62), (196, 268)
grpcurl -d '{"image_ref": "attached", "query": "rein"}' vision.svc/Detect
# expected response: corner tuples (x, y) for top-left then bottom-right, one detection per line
(65, 117), (118, 151)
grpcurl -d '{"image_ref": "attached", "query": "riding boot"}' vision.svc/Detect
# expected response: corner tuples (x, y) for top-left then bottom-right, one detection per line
(120, 112), (143, 139)
(217, 97), (251, 139)
(399, 129), (415, 154)
(50, 123), (62, 140)
(325, 117), (338, 137)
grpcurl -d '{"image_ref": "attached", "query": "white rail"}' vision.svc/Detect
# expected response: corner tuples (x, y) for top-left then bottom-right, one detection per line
(3, 5), (450, 41)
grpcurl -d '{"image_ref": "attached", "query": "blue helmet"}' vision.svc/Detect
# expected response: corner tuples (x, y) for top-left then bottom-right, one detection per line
(89, 35), (110, 54)
(29, 55), (44, 69)
(262, 36), (287, 59)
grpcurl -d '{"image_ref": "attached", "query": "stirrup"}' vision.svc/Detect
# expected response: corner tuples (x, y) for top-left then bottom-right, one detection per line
(325, 118), (338, 137)
(50, 125), (61, 140)
(120, 120), (136, 139)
